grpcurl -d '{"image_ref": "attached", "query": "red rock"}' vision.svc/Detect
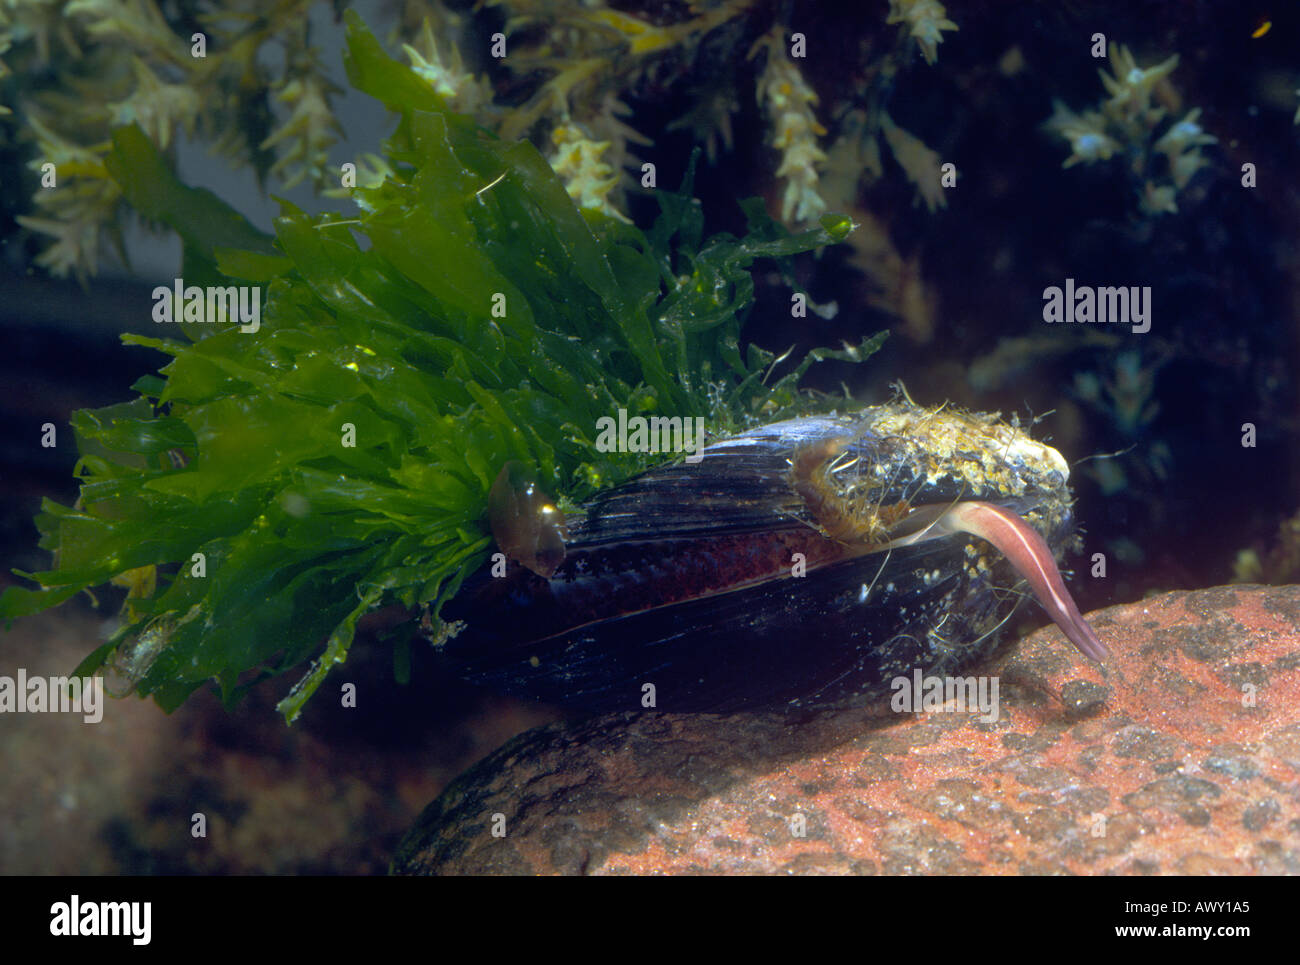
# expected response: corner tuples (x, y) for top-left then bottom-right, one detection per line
(392, 584), (1300, 874)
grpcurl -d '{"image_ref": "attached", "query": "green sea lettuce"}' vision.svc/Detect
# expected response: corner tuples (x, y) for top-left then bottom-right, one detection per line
(1, 12), (883, 722)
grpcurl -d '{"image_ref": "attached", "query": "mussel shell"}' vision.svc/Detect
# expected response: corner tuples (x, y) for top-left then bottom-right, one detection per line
(438, 407), (1076, 713)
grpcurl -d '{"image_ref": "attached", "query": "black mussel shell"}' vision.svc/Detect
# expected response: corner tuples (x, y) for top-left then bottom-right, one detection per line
(436, 404), (1077, 713)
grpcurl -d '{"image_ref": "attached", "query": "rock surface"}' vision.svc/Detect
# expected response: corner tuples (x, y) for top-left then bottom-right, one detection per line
(393, 584), (1300, 874)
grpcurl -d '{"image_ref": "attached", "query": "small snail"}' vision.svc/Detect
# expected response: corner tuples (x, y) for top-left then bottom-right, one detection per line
(488, 461), (568, 578)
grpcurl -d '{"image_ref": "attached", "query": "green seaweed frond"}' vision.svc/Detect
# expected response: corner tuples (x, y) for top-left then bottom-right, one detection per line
(0, 13), (882, 723)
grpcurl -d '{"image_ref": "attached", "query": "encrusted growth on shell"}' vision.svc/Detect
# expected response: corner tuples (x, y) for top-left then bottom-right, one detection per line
(789, 400), (1074, 549)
